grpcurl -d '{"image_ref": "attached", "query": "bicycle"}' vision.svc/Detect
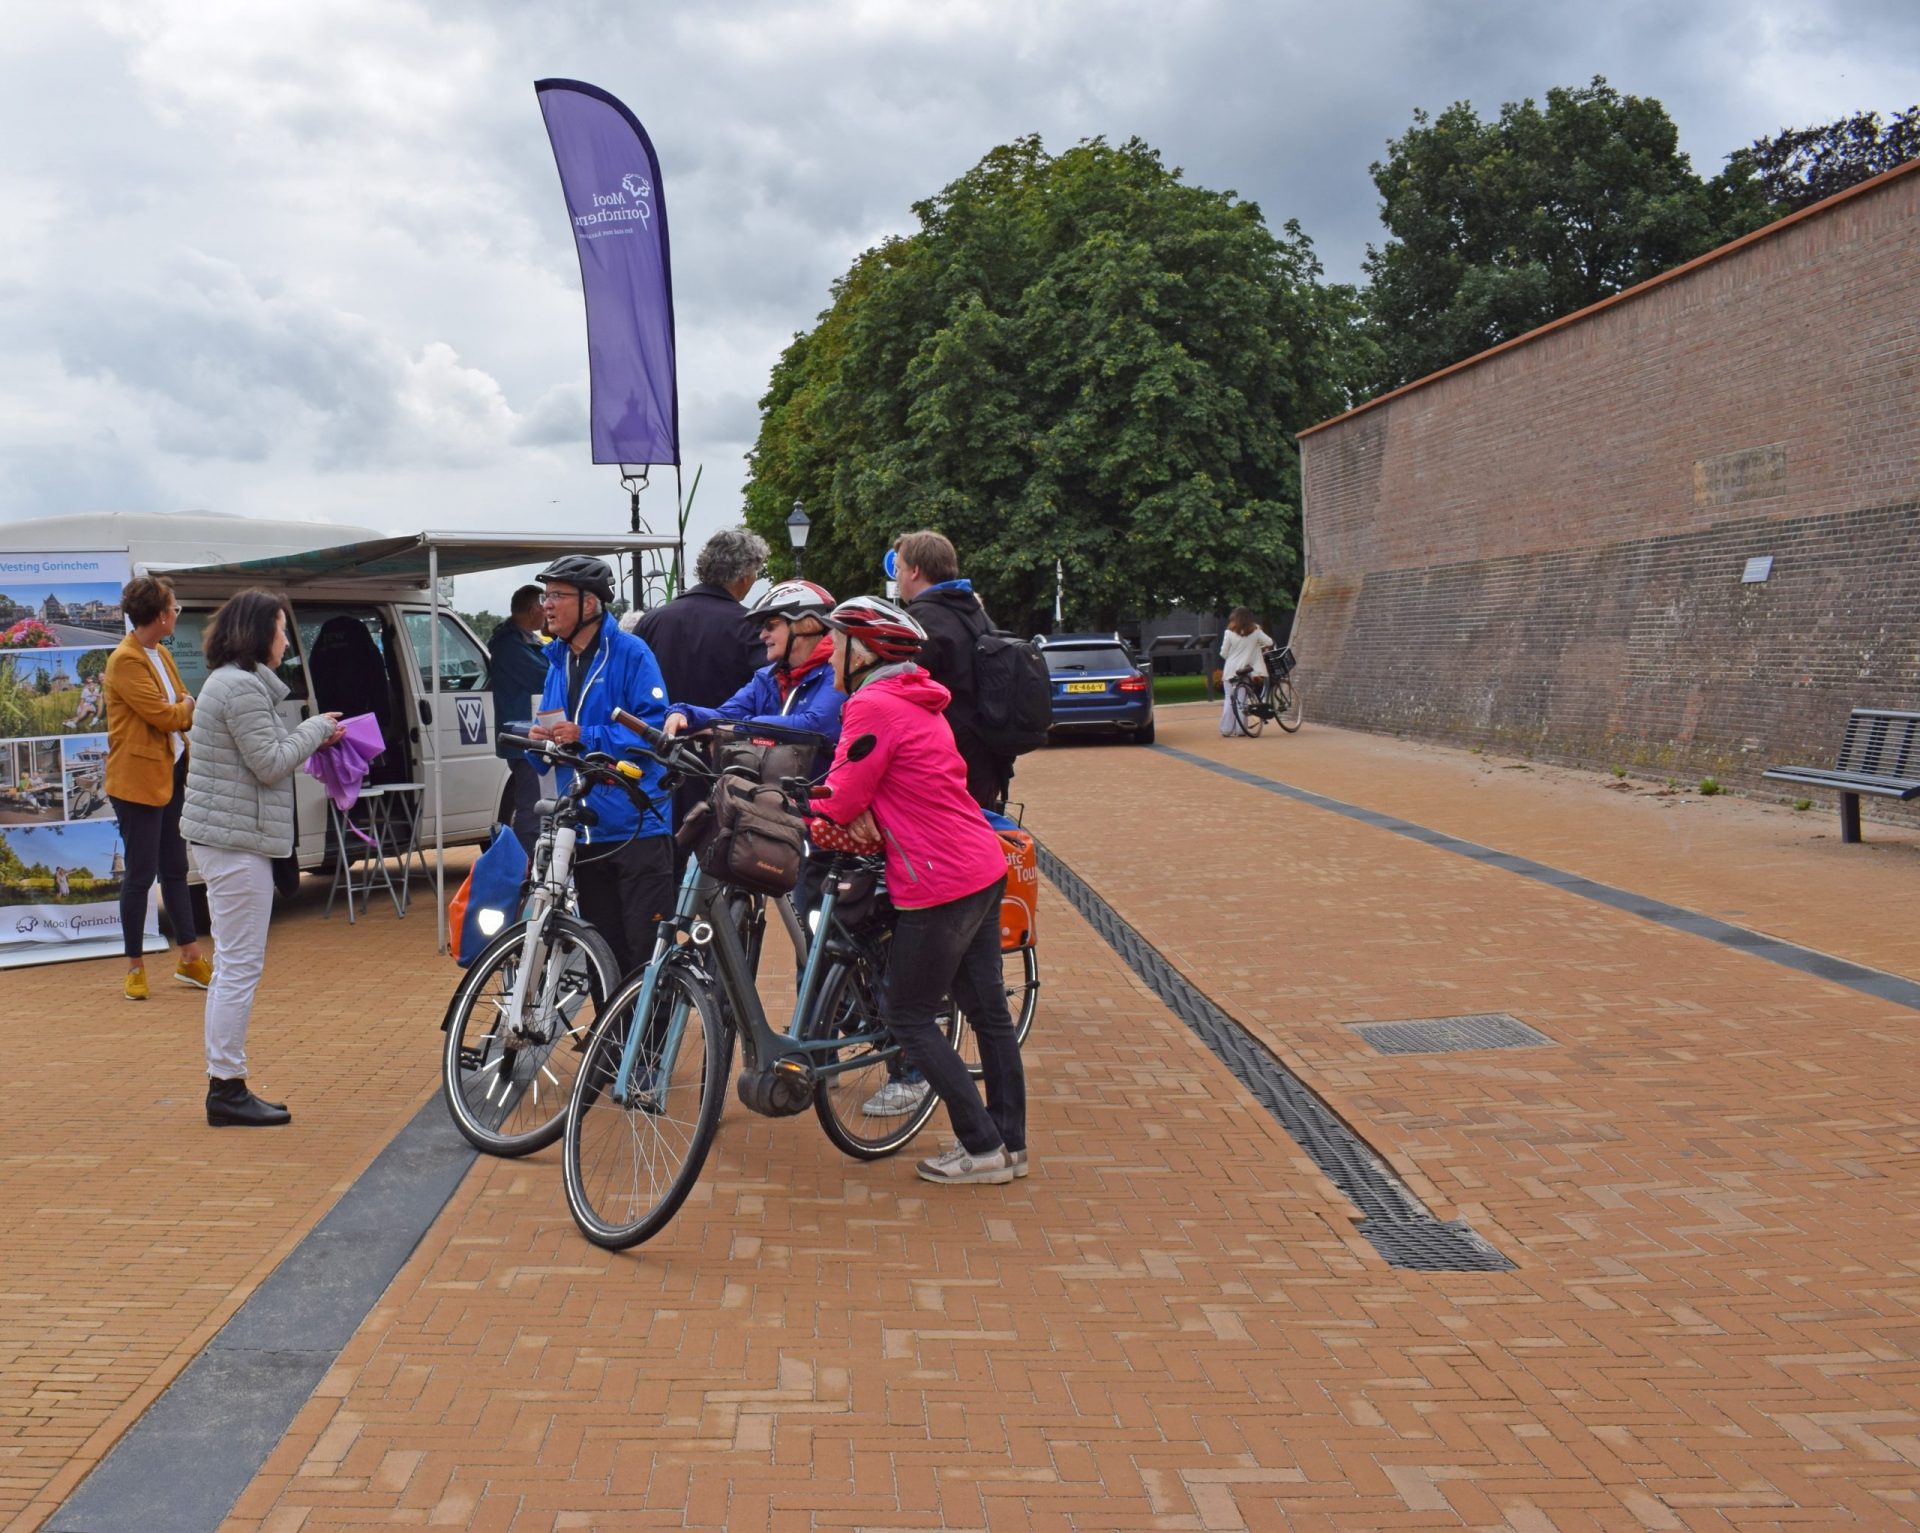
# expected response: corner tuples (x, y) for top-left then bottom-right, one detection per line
(438, 737), (651, 1157)
(1229, 645), (1304, 736)
(562, 714), (965, 1250)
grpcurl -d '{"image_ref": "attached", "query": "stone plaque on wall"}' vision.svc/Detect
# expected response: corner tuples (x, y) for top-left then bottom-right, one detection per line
(1694, 443), (1787, 507)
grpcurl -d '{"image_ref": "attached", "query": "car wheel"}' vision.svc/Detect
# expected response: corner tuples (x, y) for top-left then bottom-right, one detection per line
(1134, 719), (1156, 745)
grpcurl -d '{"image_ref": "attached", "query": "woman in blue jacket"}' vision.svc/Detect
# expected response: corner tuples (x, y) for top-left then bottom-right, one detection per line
(662, 580), (844, 758)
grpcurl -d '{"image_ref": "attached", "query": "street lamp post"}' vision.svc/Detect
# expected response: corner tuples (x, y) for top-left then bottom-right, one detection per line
(786, 499), (811, 581)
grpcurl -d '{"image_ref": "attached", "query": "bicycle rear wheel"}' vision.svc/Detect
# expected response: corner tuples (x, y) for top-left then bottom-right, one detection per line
(563, 963), (728, 1249)
(1274, 676), (1303, 733)
(441, 915), (618, 1157)
(1231, 680), (1264, 737)
(803, 959), (956, 1159)
(949, 944), (1040, 1079)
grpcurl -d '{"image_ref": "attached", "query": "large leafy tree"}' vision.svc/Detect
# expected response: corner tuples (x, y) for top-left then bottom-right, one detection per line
(744, 135), (1365, 633)
(1362, 77), (1774, 391)
(1743, 105), (1919, 213)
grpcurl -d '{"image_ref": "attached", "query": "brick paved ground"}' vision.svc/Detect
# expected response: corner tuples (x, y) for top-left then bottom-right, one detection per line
(0, 865), (469, 1533)
(8, 716), (1920, 1531)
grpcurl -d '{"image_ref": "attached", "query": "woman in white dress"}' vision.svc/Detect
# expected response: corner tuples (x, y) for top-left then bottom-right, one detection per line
(1217, 608), (1272, 737)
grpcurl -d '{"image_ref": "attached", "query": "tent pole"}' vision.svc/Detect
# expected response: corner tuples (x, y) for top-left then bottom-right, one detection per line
(430, 544), (447, 952)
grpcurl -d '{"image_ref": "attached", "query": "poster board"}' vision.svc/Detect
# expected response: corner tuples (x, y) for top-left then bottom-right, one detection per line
(0, 550), (154, 969)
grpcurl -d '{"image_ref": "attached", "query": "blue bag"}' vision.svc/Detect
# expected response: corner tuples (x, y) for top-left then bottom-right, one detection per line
(456, 829), (529, 967)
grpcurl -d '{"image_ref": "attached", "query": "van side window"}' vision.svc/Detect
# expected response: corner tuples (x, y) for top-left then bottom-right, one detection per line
(167, 608), (307, 698)
(402, 611), (489, 693)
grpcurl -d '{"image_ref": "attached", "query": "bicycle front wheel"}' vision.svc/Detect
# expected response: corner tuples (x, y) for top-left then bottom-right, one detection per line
(441, 915), (618, 1158)
(949, 944), (1040, 1079)
(1274, 676), (1303, 733)
(1231, 681), (1264, 737)
(563, 963), (728, 1250)
(803, 959), (956, 1159)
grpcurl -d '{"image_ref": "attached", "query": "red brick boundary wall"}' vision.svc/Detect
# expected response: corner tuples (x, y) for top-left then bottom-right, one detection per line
(1293, 161), (1919, 802)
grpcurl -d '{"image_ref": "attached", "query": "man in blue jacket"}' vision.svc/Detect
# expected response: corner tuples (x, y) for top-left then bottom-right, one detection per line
(488, 584), (549, 856)
(526, 555), (670, 977)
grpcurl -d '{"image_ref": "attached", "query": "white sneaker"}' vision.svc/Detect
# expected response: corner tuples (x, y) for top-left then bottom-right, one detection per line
(862, 1079), (930, 1117)
(915, 1143), (1014, 1185)
(1009, 1148), (1030, 1179)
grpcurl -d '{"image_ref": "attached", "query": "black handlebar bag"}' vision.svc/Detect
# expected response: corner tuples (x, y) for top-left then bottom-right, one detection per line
(699, 777), (805, 896)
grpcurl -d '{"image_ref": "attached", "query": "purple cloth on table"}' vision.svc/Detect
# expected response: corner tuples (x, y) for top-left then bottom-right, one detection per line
(303, 713), (385, 840)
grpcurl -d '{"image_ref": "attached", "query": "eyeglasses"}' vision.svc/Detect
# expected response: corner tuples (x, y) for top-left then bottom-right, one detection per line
(538, 590), (579, 606)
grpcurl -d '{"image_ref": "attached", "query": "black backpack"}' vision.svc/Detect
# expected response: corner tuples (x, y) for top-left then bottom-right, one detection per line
(970, 629), (1053, 757)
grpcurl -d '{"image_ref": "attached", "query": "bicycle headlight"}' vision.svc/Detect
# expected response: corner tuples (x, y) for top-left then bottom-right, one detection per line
(476, 907), (507, 938)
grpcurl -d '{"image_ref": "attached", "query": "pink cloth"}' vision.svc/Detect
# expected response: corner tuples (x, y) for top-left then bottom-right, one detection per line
(816, 668), (1007, 909)
(303, 713), (385, 839)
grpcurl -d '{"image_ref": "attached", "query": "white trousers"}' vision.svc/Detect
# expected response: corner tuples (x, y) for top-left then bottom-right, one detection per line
(197, 844), (274, 1080)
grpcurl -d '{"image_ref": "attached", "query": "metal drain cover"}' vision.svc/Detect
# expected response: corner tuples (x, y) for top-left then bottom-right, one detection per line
(1352, 1013), (1553, 1055)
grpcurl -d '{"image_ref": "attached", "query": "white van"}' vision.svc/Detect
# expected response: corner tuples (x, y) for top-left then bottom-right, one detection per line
(4, 512), (673, 911)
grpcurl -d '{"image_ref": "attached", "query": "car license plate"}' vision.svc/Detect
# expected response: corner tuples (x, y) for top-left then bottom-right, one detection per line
(1064, 681), (1107, 693)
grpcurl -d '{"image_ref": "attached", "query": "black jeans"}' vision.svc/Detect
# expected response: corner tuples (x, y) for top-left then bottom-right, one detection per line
(503, 757), (542, 858)
(573, 832), (673, 979)
(883, 876), (1025, 1156)
(110, 754), (197, 962)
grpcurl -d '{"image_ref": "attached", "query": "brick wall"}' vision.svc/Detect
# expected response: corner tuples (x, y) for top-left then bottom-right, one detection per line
(1294, 163), (1920, 812)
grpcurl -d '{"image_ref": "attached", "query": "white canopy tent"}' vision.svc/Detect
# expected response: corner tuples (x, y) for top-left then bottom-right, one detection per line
(165, 530), (679, 951)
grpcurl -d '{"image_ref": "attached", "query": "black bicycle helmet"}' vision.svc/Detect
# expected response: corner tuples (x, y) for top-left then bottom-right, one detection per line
(535, 554), (617, 604)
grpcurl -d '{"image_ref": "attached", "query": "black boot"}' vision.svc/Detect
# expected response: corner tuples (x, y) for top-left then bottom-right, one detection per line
(206, 1076), (291, 1127)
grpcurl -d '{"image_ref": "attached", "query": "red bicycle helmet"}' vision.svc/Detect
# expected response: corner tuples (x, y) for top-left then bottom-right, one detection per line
(751, 579), (835, 623)
(821, 595), (927, 663)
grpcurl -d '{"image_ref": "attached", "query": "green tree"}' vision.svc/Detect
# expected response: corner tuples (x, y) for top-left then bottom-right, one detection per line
(1362, 77), (1774, 391)
(76, 649), (108, 682)
(1743, 105), (1919, 213)
(460, 610), (504, 641)
(744, 135), (1365, 632)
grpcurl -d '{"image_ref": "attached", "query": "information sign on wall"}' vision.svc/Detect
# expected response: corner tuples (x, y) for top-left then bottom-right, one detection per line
(0, 550), (153, 968)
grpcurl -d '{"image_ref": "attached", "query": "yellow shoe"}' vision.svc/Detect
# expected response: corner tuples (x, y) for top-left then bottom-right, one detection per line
(175, 956), (215, 990)
(124, 968), (149, 1002)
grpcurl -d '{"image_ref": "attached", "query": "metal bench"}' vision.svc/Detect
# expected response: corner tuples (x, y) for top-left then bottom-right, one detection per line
(1763, 708), (1920, 843)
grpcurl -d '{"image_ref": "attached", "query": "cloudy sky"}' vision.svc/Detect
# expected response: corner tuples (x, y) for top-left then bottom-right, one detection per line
(3, 0), (1914, 612)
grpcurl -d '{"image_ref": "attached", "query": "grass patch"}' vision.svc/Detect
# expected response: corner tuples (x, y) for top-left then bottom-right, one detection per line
(1794, 798), (1813, 812)
(1698, 777), (1723, 796)
(1152, 674), (1211, 705)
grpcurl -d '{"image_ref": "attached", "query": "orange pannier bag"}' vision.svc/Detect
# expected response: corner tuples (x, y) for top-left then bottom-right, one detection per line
(995, 825), (1038, 951)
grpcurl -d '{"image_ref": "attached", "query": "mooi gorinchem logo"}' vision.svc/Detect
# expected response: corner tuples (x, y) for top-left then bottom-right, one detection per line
(573, 172), (653, 239)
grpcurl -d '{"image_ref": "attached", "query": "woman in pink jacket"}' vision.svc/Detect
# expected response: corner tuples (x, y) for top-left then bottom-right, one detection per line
(815, 596), (1027, 1186)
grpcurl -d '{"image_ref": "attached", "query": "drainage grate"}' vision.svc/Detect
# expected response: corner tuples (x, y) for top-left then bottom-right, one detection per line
(1037, 845), (1513, 1273)
(1352, 1013), (1554, 1055)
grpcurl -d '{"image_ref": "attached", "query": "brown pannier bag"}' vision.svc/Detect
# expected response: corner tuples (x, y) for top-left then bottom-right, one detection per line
(699, 777), (805, 896)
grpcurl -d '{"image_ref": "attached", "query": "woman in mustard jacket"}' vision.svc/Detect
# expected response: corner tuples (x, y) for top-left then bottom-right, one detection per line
(105, 575), (211, 1001)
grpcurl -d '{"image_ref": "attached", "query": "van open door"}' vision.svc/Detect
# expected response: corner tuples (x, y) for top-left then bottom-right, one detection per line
(399, 607), (502, 843)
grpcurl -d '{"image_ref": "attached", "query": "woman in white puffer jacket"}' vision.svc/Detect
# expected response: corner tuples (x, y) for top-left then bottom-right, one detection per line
(181, 590), (343, 1128)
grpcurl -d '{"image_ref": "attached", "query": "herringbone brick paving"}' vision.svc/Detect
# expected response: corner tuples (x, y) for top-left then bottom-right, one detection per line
(7, 714), (1920, 1529)
(211, 715), (1920, 1530)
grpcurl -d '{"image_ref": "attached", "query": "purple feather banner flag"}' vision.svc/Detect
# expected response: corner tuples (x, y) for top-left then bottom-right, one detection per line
(535, 78), (680, 465)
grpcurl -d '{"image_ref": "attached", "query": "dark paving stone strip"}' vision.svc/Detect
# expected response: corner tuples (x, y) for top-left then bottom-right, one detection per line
(1038, 844), (1513, 1273)
(49, 1095), (476, 1533)
(1158, 745), (1920, 1014)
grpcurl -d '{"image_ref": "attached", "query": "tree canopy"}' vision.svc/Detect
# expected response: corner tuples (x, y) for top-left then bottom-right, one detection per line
(743, 135), (1365, 632)
(1361, 77), (1774, 391)
(1743, 105), (1919, 212)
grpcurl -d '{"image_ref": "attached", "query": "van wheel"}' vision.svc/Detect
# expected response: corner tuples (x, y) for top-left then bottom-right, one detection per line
(272, 855), (302, 902)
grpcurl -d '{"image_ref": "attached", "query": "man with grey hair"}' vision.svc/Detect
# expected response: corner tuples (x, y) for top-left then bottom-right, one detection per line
(634, 528), (769, 709)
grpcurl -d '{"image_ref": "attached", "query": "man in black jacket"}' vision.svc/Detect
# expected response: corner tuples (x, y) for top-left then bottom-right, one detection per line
(633, 529), (769, 863)
(892, 528), (1012, 809)
(633, 529), (768, 707)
